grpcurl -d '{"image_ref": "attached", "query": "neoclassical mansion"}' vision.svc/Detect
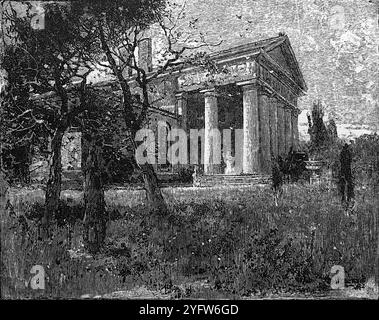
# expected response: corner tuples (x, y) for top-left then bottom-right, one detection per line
(31, 33), (307, 186)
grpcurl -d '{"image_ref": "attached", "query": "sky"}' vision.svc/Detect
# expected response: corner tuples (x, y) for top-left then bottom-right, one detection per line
(171, 0), (378, 139)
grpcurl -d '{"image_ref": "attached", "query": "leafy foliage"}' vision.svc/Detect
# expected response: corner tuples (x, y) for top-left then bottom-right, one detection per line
(351, 133), (379, 189)
(307, 100), (330, 156)
(272, 150), (309, 186)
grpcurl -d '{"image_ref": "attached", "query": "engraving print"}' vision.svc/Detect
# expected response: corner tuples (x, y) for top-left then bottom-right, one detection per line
(0, 0), (378, 304)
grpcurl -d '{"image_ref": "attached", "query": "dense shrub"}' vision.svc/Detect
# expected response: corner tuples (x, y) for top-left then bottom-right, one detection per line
(0, 212), (122, 298)
(212, 228), (323, 295)
(273, 150), (309, 184)
(351, 133), (379, 190)
(0, 200), (124, 299)
(102, 149), (141, 185)
(307, 101), (330, 155)
(1, 146), (31, 185)
(26, 200), (85, 226)
(176, 166), (194, 184)
(310, 133), (379, 192)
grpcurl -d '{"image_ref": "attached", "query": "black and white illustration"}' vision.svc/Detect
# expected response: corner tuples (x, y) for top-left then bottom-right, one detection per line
(0, 0), (378, 304)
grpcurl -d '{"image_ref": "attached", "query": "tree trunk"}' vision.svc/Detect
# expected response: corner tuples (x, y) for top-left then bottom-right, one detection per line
(375, 190), (379, 289)
(82, 133), (106, 254)
(130, 136), (168, 215)
(140, 163), (168, 215)
(42, 129), (64, 235)
(98, 21), (170, 218)
(0, 171), (9, 213)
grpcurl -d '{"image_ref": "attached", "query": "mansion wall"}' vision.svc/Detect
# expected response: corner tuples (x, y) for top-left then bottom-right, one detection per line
(30, 130), (82, 184)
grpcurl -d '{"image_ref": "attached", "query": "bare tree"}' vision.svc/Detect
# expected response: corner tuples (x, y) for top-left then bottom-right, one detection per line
(78, 84), (126, 253)
(2, 2), (97, 234)
(74, 0), (220, 214)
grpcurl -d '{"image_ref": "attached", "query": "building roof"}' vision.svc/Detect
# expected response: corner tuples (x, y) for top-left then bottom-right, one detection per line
(31, 34), (307, 103)
(171, 33), (307, 97)
(193, 33), (307, 93)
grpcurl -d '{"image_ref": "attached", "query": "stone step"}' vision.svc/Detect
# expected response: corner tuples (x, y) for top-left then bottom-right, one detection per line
(194, 174), (271, 187)
(62, 170), (83, 180)
(62, 170), (83, 190)
(59, 170), (271, 189)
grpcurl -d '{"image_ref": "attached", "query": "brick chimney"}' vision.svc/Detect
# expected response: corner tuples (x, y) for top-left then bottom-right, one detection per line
(138, 38), (152, 73)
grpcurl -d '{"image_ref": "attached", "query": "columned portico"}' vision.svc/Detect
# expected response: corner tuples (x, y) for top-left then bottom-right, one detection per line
(175, 92), (188, 133)
(291, 110), (299, 151)
(174, 34), (307, 180)
(238, 83), (260, 174)
(201, 88), (220, 174)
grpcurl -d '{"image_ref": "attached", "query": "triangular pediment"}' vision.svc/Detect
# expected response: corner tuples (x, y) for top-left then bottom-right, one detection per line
(267, 46), (293, 79)
(174, 34), (307, 93)
(264, 35), (307, 92)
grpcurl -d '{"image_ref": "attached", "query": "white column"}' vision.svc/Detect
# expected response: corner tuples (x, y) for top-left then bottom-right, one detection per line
(240, 83), (260, 174)
(284, 106), (292, 154)
(269, 97), (278, 159)
(291, 110), (299, 151)
(277, 102), (285, 157)
(176, 92), (188, 133)
(258, 90), (271, 173)
(201, 88), (220, 174)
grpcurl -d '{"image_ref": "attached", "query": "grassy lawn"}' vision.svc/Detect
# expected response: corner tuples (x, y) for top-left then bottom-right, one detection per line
(1, 183), (378, 299)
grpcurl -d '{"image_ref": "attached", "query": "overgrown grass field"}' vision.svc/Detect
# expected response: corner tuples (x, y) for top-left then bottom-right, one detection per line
(1, 183), (378, 299)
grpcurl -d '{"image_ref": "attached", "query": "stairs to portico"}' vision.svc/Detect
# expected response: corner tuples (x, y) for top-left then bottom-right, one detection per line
(193, 173), (271, 187)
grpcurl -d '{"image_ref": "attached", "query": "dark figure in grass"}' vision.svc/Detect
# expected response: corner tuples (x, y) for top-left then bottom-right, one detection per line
(338, 143), (354, 208)
(272, 156), (284, 206)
